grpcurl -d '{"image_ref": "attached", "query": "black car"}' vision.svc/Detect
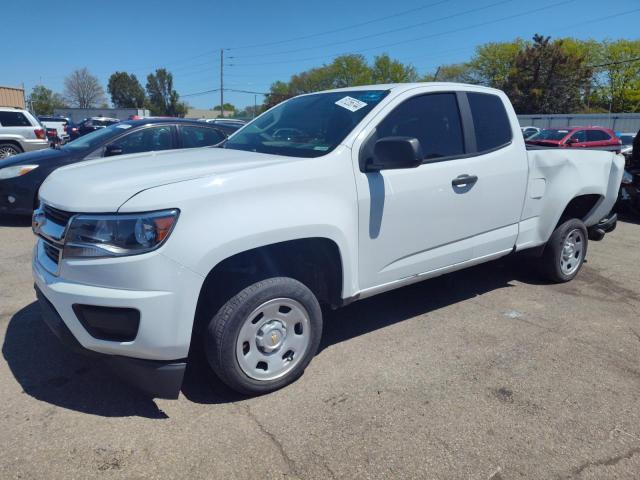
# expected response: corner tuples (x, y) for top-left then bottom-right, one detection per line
(0, 118), (228, 215)
(76, 117), (121, 136)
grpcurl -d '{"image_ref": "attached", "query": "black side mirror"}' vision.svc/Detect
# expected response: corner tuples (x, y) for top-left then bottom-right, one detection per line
(105, 144), (124, 157)
(365, 137), (424, 172)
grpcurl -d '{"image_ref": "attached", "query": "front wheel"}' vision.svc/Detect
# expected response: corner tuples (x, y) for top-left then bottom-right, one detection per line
(205, 277), (322, 395)
(541, 218), (588, 283)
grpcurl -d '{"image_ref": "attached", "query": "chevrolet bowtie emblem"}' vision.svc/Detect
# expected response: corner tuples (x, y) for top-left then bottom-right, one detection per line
(271, 333), (278, 345)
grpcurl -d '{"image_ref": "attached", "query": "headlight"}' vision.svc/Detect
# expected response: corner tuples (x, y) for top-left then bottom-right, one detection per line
(63, 209), (179, 258)
(0, 165), (38, 180)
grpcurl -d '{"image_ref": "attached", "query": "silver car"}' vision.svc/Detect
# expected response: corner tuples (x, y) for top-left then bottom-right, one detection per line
(0, 107), (49, 158)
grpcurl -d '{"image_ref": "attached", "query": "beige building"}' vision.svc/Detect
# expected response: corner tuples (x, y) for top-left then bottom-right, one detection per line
(186, 108), (222, 120)
(0, 86), (25, 109)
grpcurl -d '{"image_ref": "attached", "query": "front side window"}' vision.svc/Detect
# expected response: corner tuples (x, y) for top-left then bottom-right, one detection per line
(0, 111), (31, 127)
(181, 125), (225, 148)
(467, 93), (512, 152)
(376, 93), (464, 160)
(110, 126), (172, 155)
(570, 130), (587, 142)
(225, 90), (389, 158)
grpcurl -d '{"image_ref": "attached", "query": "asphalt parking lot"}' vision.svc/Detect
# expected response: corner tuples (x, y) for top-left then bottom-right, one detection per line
(1, 215), (639, 479)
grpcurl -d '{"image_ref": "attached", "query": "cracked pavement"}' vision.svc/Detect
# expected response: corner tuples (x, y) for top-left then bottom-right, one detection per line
(1, 215), (639, 479)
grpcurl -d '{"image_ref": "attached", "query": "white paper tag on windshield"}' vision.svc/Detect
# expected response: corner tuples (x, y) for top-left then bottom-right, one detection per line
(335, 96), (367, 112)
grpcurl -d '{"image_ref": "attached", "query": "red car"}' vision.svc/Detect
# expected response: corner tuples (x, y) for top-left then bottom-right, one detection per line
(526, 126), (621, 151)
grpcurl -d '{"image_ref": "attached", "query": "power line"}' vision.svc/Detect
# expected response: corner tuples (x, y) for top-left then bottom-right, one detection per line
(230, 0), (515, 60)
(591, 56), (640, 68)
(227, 0), (451, 51)
(229, 0), (577, 67)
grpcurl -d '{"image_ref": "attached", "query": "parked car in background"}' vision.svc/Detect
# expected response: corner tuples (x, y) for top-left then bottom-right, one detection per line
(617, 132), (635, 164)
(66, 120), (81, 142)
(76, 117), (120, 136)
(520, 126), (540, 139)
(0, 118), (228, 215)
(526, 126), (622, 151)
(38, 116), (70, 144)
(201, 118), (246, 135)
(31, 83), (623, 398)
(0, 107), (48, 158)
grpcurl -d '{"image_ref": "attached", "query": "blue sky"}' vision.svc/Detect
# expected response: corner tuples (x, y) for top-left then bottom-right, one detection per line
(3, 0), (639, 110)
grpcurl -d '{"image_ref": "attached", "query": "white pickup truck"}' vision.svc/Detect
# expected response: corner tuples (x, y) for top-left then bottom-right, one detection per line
(32, 83), (623, 398)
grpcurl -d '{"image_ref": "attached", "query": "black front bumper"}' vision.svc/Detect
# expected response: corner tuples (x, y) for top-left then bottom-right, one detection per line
(35, 286), (186, 399)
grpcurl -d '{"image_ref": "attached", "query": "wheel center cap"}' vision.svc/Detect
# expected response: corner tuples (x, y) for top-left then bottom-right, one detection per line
(563, 242), (575, 258)
(256, 320), (287, 353)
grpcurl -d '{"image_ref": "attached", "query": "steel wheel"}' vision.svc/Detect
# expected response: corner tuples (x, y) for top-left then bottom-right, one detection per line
(236, 297), (311, 381)
(559, 228), (584, 276)
(0, 144), (20, 159)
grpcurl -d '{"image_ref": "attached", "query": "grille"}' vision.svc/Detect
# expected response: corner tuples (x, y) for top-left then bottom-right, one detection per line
(42, 241), (61, 265)
(44, 204), (74, 225)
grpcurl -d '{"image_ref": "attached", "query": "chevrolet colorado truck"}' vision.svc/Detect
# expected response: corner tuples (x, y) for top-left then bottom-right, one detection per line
(31, 83), (624, 398)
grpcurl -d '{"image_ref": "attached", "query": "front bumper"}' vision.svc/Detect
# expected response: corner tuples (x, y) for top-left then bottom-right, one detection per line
(36, 285), (186, 399)
(32, 240), (205, 398)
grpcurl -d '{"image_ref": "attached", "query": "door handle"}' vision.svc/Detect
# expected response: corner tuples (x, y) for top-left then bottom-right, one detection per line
(452, 174), (478, 188)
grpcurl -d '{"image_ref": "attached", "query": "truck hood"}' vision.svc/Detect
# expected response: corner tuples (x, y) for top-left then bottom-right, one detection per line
(39, 147), (295, 212)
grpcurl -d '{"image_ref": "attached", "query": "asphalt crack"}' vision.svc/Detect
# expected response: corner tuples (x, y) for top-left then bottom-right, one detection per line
(571, 447), (640, 477)
(239, 403), (300, 478)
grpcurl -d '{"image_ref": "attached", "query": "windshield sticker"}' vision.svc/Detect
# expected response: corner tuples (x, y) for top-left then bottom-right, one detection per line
(335, 96), (368, 112)
(116, 124), (131, 129)
(313, 146), (330, 151)
(357, 91), (386, 102)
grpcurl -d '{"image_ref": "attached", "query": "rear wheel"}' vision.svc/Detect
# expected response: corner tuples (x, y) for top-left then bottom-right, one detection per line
(541, 218), (588, 283)
(0, 143), (21, 159)
(205, 277), (322, 395)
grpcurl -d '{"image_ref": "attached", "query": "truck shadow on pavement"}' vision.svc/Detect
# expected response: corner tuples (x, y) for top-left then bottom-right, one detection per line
(3, 256), (544, 416)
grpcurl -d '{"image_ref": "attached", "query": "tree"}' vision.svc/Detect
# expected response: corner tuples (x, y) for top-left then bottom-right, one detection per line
(107, 72), (145, 108)
(423, 63), (474, 83)
(63, 68), (106, 108)
(145, 68), (188, 117)
(598, 40), (640, 112)
(503, 34), (593, 114)
(331, 54), (372, 88)
(213, 103), (237, 112)
(28, 85), (66, 115)
(371, 54), (418, 83)
(467, 40), (524, 88)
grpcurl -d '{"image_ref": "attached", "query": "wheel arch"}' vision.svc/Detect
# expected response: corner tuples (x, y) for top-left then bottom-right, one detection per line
(192, 237), (345, 339)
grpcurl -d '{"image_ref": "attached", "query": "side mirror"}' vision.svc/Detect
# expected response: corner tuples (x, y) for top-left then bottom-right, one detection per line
(105, 144), (123, 157)
(365, 137), (424, 172)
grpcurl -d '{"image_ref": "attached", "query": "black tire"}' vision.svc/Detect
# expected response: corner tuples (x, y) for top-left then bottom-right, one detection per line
(541, 218), (588, 283)
(205, 277), (322, 395)
(0, 143), (22, 159)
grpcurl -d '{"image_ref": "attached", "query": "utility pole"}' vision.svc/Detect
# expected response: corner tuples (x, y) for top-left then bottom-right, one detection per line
(220, 49), (224, 119)
(254, 94), (257, 119)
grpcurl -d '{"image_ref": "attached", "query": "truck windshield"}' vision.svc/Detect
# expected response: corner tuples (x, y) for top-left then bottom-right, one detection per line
(224, 90), (389, 158)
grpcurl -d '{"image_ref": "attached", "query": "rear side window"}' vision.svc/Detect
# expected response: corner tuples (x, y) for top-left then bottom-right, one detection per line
(586, 130), (611, 141)
(181, 125), (226, 148)
(377, 93), (465, 160)
(0, 111), (31, 127)
(467, 93), (512, 152)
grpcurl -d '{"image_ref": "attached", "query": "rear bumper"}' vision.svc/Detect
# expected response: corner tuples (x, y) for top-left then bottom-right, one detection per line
(35, 285), (186, 399)
(21, 140), (49, 153)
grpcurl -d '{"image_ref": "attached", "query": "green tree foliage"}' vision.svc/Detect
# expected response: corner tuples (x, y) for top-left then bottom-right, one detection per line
(28, 85), (66, 115)
(423, 63), (474, 83)
(107, 72), (146, 108)
(265, 54), (418, 108)
(213, 103), (237, 112)
(145, 69), (188, 117)
(467, 40), (525, 88)
(596, 40), (640, 112)
(371, 54), (418, 83)
(503, 35), (592, 114)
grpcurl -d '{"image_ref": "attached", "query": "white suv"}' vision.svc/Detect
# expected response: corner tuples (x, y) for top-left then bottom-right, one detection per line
(0, 107), (49, 158)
